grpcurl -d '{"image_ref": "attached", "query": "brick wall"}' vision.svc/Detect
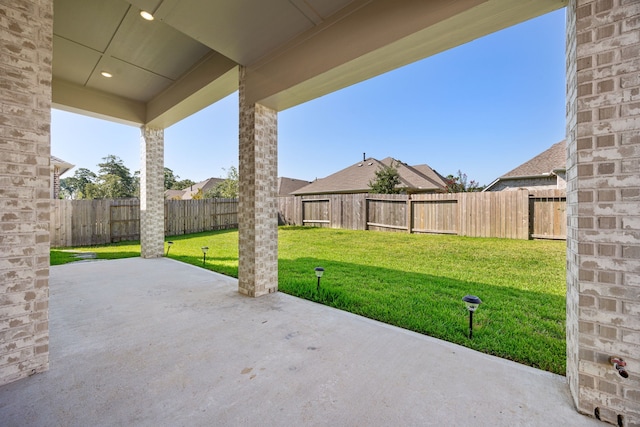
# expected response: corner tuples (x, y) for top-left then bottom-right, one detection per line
(140, 126), (165, 259)
(238, 66), (279, 297)
(0, 0), (53, 386)
(567, 0), (581, 413)
(567, 0), (640, 425)
(52, 165), (59, 199)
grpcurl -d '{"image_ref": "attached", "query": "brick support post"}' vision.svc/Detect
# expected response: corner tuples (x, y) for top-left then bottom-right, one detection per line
(0, 0), (53, 386)
(140, 126), (165, 258)
(238, 66), (278, 297)
(567, 0), (640, 424)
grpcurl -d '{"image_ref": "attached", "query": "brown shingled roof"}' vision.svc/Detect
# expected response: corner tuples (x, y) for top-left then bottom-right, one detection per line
(165, 177), (225, 200)
(292, 157), (446, 195)
(501, 140), (566, 178)
(278, 177), (312, 196)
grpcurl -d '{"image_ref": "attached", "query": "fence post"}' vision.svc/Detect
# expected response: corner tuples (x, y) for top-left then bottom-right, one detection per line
(406, 195), (412, 234)
(364, 196), (369, 230)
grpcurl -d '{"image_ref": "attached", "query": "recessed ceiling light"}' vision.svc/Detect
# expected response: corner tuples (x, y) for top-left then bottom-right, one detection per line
(140, 10), (154, 20)
(100, 71), (112, 78)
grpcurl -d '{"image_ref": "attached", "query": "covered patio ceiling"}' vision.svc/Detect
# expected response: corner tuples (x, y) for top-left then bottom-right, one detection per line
(52, 0), (567, 128)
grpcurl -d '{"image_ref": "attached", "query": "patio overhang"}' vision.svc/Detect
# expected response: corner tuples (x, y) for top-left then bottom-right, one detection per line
(52, 0), (566, 126)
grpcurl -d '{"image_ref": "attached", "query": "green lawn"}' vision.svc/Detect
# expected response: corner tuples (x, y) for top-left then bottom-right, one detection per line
(51, 226), (567, 375)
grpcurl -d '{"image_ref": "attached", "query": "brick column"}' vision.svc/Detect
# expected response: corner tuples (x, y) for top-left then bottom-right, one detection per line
(238, 66), (278, 297)
(140, 126), (165, 258)
(0, 0), (52, 386)
(567, 0), (640, 424)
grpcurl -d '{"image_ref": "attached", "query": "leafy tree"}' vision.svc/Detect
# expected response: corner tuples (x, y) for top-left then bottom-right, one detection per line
(85, 174), (133, 199)
(164, 167), (178, 190)
(96, 155), (135, 197)
(132, 167), (177, 196)
(191, 188), (204, 200)
(445, 170), (483, 193)
(60, 156), (199, 199)
(132, 171), (140, 198)
(59, 168), (96, 199)
(172, 179), (196, 191)
(368, 162), (402, 194)
(204, 166), (239, 199)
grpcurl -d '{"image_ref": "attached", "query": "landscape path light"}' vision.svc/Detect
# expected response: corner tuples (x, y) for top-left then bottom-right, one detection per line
(314, 267), (324, 291)
(462, 295), (482, 339)
(166, 241), (173, 256)
(201, 246), (209, 265)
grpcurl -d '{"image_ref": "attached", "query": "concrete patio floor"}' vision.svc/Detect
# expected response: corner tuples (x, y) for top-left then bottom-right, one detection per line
(0, 258), (605, 427)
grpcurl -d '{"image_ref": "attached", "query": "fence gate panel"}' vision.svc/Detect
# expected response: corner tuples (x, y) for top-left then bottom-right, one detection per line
(411, 194), (458, 234)
(530, 189), (566, 240)
(110, 200), (140, 242)
(302, 198), (330, 227)
(366, 195), (407, 232)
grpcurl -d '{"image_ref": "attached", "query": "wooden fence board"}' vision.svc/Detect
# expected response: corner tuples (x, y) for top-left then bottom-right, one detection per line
(51, 191), (566, 247)
(530, 189), (567, 239)
(301, 197), (330, 227)
(367, 195), (407, 232)
(110, 199), (139, 242)
(51, 198), (240, 247)
(411, 194), (458, 234)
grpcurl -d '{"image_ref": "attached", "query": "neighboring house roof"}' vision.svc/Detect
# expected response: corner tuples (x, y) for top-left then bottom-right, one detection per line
(291, 157), (447, 195)
(278, 177), (311, 196)
(165, 189), (186, 200)
(166, 176), (310, 199)
(50, 155), (74, 176)
(483, 140), (566, 191)
(165, 177), (225, 200)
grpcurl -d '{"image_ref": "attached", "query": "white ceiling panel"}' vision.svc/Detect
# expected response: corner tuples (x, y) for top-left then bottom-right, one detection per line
(52, 36), (102, 85)
(87, 57), (173, 102)
(304, 0), (354, 20)
(109, 11), (212, 80)
(156, 0), (315, 64)
(51, 0), (565, 126)
(53, 0), (130, 52)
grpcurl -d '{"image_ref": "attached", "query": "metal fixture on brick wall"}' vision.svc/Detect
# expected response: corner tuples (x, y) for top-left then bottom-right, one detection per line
(314, 267), (324, 291)
(462, 295), (482, 339)
(610, 357), (629, 378)
(202, 246), (209, 265)
(166, 241), (173, 256)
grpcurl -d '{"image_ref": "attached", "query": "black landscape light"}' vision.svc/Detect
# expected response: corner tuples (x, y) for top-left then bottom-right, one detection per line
(462, 295), (482, 339)
(201, 246), (209, 265)
(314, 267), (324, 291)
(166, 241), (173, 256)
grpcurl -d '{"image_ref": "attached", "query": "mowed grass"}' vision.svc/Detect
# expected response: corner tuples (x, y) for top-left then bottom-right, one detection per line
(51, 226), (567, 374)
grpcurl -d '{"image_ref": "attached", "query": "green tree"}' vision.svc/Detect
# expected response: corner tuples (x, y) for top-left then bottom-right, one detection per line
(96, 155), (135, 197)
(164, 167), (178, 190)
(59, 168), (96, 199)
(85, 174), (133, 199)
(445, 170), (483, 193)
(172, 179), (196, 191)
(204, 166), (239, 198)
(191, 188), (204, 200)
(368, 162), (402, 194)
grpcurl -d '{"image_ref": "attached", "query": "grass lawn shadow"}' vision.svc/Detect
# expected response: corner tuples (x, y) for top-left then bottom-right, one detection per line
(278, 257), (566, 375)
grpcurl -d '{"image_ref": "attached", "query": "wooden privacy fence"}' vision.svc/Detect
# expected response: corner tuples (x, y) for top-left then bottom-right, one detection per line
(50, 198), (238, 247)
(278, 189), (566, 240)
(51, 190), (565, 247)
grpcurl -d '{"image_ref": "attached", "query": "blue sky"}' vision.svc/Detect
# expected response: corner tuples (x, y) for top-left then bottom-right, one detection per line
(52, 8), (566, 187)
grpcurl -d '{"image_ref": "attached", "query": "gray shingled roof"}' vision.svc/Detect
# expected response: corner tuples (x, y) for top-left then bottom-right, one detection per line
(165, 177), (225, 200)
(500, 140), (566, 178)
(278, 177), (311, 196)
(292, 157), (446, 195)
